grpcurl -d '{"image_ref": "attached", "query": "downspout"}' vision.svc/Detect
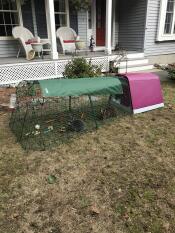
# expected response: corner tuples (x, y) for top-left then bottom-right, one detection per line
(143, 0), (149, 54)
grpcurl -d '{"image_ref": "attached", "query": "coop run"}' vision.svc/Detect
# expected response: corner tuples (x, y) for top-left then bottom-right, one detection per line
(10, 77), (131, 151)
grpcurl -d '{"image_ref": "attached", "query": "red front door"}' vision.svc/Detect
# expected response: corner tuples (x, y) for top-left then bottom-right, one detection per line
(96, 0), (106, 46)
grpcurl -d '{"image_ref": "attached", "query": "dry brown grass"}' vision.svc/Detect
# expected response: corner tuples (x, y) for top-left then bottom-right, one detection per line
(0, 81), (175, 233)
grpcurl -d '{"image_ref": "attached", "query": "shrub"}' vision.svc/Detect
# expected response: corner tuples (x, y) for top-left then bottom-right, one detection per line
(166, 64), (175, 79)
(154, 63), (175, 80)
(63, 57), (102, 79)
(69, 0), (91, 11)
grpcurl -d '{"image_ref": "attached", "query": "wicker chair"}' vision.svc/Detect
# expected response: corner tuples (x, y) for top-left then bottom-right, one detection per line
(12, 26), (36, 60)
(56, 27), (78, 54)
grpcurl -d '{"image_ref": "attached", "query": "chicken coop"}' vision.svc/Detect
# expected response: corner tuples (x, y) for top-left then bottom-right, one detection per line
(9, 73), (164, 151)
(10, 77), (128, 151)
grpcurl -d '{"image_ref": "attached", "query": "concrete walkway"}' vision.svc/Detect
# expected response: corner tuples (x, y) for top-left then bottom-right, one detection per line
(139, 68), (169, 82)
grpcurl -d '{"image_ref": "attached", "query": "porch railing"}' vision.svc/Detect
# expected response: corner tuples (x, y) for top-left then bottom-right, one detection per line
(0, 56), (112, 85)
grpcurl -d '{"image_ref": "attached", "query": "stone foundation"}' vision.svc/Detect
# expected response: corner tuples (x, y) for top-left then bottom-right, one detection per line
(148, 54), (175, 65)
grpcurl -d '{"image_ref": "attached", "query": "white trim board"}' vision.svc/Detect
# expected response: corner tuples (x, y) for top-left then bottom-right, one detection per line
(94, 46), (115, 51)
(120, 59), (149, 67)
(127, 53), (144, 59)
(133, 103), (164, 114)
(119, 65), (154, 73)
(157, 0), (175, 41)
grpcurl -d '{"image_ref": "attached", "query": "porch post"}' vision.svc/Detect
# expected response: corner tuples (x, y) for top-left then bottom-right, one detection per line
(46, 0), (58, 59)
(105, 0), (112, 55)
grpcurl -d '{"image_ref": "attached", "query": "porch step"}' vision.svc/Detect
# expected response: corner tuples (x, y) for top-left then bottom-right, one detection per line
(120, 58), (149, 67)
(119, 64), (154, 73)
(116, 54), (154, 73)
(127, 53), (144, 59)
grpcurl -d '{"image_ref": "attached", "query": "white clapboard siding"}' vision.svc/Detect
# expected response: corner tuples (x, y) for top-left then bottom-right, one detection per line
(144, 0), (175, 56)
(118, 0), (147, 51)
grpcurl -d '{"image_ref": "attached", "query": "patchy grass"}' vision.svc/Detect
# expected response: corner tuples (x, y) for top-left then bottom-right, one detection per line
(0, 81), (175, 233)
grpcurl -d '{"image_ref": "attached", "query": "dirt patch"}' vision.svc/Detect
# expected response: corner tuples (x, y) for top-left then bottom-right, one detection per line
(0, 82), (175, 233)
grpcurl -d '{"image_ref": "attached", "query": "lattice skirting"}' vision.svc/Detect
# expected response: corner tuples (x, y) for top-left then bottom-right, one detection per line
(0, 56), (114, 85)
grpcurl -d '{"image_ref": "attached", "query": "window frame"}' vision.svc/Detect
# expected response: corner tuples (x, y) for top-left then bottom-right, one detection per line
(0, 0), (23, 40)
(54, 0), (69, 29)
(157, 0), (175, 41)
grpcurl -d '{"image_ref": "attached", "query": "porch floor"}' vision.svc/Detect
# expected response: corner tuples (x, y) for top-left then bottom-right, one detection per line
(0, 50), (147, 85)
(0, 50), (141, 65)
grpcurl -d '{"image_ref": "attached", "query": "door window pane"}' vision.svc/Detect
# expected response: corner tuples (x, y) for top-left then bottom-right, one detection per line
(54, 0), (65, 12)
(6, 25), (12, 36)
(4, 12), (11, 24)
(0, 0), (19, 36)
(55, 14), (66, 29)
(0, 25), (5, 35)
(11, 12), (18, 24)
(9, 0), (17, 10)
(54, 0), (67, 29)
(1, 0), (9, 10)
(0, 12), (4, 23)
(1, 0), (17, 10)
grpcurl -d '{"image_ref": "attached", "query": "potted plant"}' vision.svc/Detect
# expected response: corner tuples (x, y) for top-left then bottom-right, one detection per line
(69, 0), (91, 11)
(75, 41), (86, 50)
(109, 47), (128, 75)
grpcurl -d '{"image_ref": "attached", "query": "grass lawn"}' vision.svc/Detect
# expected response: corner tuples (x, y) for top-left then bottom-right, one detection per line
(0, 81), (175, 233)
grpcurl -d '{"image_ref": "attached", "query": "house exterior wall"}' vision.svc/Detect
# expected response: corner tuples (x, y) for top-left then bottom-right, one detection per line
(0, 40), (19, 58)
(144, 0), (175, 57)
(118, 0), (147, 51)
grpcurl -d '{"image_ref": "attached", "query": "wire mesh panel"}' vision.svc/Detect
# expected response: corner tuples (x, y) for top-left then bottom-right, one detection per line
(0, 61), (56, 85)
(9, 80), (130, 151)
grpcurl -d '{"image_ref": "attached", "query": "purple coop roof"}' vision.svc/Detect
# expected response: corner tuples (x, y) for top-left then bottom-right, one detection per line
(121, 73), (164, 114)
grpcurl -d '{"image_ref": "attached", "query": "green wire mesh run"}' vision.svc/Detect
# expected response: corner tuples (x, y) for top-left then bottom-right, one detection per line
(9, 81), (129, 151)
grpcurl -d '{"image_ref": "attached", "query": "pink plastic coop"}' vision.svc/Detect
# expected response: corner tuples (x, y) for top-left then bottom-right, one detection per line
(119, 73), (164, 114)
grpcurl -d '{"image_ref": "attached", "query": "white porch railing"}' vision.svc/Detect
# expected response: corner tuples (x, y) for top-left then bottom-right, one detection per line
(0, 56), (111, 85)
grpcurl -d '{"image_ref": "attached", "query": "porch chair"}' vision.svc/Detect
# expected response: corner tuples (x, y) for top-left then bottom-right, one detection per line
(12, 26), (36, 60)
(56, 27), (78, 54)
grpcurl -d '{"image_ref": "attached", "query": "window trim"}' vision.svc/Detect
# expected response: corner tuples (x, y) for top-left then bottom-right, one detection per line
(157, 0), (175, 41)
(0, 0), (23, 40)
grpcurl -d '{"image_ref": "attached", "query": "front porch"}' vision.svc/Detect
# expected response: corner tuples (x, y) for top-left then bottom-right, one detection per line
(0, 0), (152, 85)
(0, 0), (147, 58)
(0, 51), (153, 85)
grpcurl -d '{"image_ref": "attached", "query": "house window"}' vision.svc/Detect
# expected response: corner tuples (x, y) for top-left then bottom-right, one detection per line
(54, 0), (69, 29)
(0, 0), (20, 37)
(157, 0), (175, 41)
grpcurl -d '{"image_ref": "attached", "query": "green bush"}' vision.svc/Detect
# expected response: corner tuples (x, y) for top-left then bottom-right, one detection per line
(63, 57), (102, 79)
(166, 64), (175, 79)
(155, 63), (175, 80)
(69, 0), (91, 11)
